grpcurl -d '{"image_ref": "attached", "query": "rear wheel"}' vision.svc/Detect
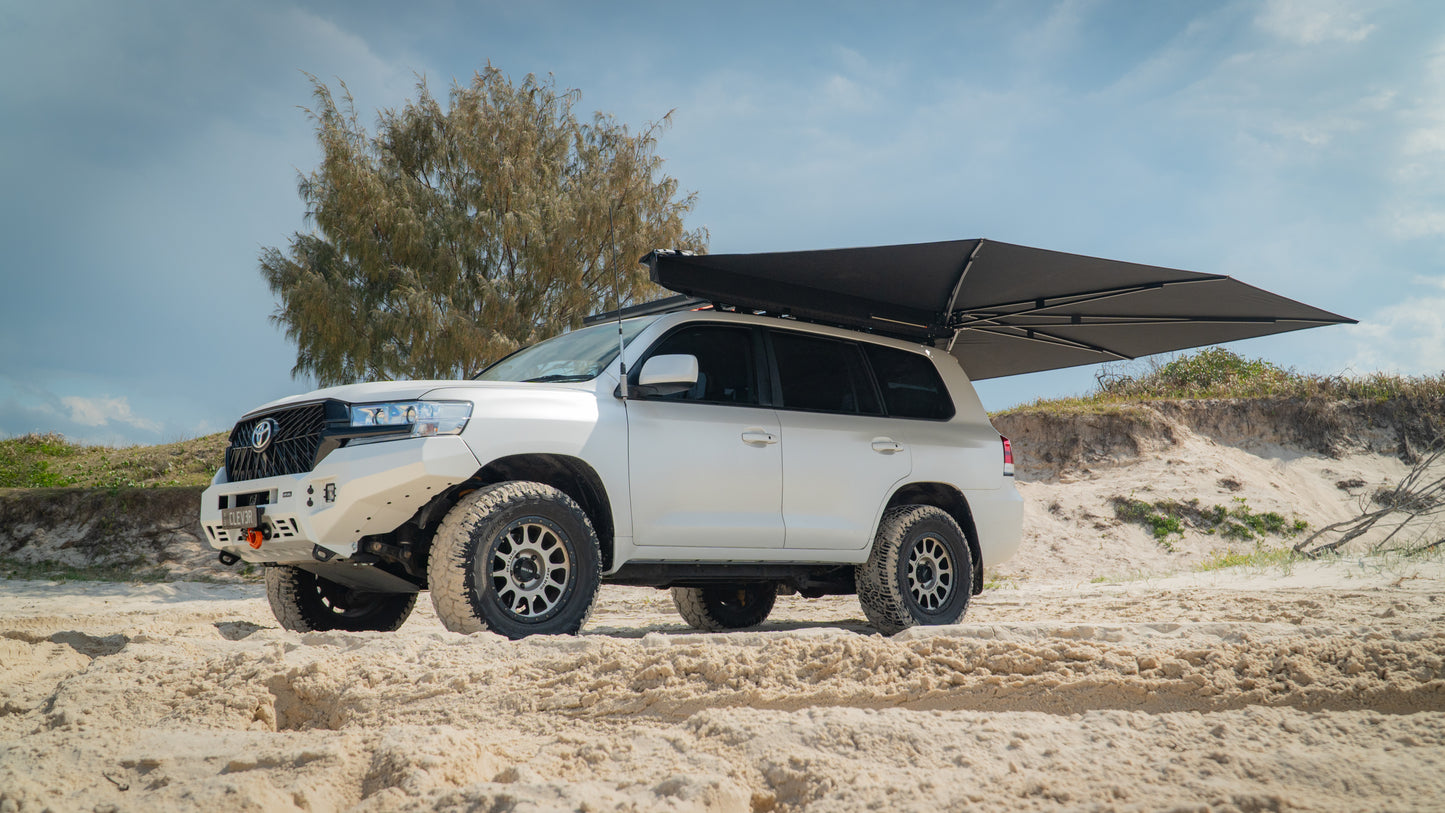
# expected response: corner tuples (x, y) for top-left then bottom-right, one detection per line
(672, 583), (777, 631)
(265, 565), (417, 632)
(428, 481), (602, 639)
(856, 505), (972, 635)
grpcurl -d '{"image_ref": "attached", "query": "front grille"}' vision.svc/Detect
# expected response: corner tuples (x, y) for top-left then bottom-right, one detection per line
(225, 402), (331, 482)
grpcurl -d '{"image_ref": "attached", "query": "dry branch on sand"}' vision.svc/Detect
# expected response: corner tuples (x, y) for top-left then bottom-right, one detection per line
(1294, 443), (1445, 557)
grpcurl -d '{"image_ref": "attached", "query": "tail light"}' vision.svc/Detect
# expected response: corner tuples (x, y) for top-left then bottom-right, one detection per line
(1001, 435), (1014, 477)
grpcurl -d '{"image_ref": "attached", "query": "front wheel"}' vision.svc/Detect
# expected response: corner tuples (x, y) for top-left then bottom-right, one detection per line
(265, 565), (417, 632)
(672, 583), (777, 631)
(428, 481), (602, 639)
(856, 505), (973, 635)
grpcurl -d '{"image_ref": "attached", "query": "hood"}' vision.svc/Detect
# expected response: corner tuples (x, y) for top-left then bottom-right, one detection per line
(241, 380), (472, 419)
(239, 378), (599, 419)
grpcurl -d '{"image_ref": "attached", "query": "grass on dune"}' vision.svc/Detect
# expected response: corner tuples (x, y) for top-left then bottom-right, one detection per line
(0, 432), (227, 489)
(996, 347), (1445, 416)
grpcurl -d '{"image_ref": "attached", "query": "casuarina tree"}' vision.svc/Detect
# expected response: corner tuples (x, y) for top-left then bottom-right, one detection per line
(261, 67), (707, 385)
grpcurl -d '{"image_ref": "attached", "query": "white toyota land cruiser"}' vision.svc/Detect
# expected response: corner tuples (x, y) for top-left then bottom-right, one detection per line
(202, 235), (1346, 638)
(201, 305), (1023, 638)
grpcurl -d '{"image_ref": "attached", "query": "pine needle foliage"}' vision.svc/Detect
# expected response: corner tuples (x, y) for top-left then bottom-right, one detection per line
(261, 68), (707, 385)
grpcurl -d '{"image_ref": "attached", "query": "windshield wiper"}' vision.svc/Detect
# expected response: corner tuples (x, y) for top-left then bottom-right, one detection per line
(522, 374), (595, 383)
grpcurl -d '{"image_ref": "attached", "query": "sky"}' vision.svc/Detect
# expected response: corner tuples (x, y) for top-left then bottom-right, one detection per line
(1, 0), (1442, 445)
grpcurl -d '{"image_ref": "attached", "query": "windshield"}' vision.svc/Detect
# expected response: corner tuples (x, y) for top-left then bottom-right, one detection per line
(475, 317), (658, 383)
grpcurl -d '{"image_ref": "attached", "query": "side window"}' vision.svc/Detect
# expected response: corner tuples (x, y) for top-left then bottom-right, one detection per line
(862, 344), (955, 420)
(770, 331), (881, 415)
(644, 325), (759, 405)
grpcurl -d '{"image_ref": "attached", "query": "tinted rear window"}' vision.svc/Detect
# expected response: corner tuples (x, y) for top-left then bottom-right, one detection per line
(770, 331), (881, 415)
(863, 344), (954, 420)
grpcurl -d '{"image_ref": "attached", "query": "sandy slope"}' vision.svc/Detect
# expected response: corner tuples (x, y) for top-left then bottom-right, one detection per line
(999, 412), (1419, 582)
(3, 558), (1443, 812)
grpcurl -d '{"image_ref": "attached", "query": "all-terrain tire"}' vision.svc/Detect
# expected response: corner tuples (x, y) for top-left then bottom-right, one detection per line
(856, 505), (972, 635)
(265, 565), (417, 632)
(671, 583), (777, 631)
(428, 481), (602, 639)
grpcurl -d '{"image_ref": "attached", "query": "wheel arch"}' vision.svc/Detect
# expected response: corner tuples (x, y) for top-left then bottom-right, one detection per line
(882, 482), (984, 595)
(469, 453), (617, 570)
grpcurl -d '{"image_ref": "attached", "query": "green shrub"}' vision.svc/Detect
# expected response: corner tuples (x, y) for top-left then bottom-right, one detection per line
(1111, 497), (1184, 549)
(1195, 547), (1301, 572)
(1099, 348), (1292, 399)
(1112, 495), (1307, 550)
(0, 434), (79, 487)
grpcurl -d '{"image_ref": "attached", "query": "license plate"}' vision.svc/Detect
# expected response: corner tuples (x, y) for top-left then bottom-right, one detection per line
(221, 506), (259, 529)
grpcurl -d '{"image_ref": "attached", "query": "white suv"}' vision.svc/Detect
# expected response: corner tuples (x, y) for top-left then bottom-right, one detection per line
(201, 308), (1023, 637)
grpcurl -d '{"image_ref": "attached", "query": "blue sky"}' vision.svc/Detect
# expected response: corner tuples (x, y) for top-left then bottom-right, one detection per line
(1, 0), (1442, 445)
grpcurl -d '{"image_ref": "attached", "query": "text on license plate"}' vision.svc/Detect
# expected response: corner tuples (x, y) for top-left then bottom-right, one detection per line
(221, 506), (259, 529)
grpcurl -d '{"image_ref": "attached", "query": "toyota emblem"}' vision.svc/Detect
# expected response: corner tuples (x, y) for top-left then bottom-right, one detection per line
(251, 418), (279, 453)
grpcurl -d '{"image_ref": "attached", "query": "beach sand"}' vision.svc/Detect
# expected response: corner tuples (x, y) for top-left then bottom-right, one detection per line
(2, 556), (1442, 812)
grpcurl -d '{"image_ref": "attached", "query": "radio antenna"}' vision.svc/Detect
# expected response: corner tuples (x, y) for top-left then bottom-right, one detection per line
(610, 201), (628, 399)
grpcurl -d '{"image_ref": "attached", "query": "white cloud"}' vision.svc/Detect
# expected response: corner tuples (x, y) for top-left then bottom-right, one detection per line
(270, 5), (424, 107)
(1111, 6), (1391, 184)
(808, 48), (901, 118)
(1402, 122), (1445, 156)
(1256, 0), (1377, 45)
(60, 395), (161, 434)
(831, 46), (873, 77)
(1382, 40), (1445, 240)
(820, 74), (874, 114)
(1347, 295), (1445, 375)
(1389, 209), (1445, 238)
(1015, 0), (1091, 65)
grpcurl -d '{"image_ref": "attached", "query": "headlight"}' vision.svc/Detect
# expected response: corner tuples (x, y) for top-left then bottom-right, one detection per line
(349, 401), (472, 438)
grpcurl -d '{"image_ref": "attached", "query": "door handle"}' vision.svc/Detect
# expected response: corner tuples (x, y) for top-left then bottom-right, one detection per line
(871, 438), (904, 454)
(741, 430), (778, 445)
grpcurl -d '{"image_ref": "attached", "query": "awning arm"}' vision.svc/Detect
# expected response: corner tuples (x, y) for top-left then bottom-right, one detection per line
(962, 324), (1136, 360)
(962, 314), (1309, 328)
(949, 275), (1229, 330)
(942, 235), (988, 349)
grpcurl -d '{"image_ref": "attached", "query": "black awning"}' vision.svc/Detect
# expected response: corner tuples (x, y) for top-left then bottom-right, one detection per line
(645, 239), (1354, 381)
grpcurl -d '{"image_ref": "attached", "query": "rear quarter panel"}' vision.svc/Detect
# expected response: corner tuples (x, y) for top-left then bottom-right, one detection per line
(903, 349), (1004, 493)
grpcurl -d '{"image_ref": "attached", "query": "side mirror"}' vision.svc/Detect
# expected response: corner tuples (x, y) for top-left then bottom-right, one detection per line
(637, 354), (699, 396)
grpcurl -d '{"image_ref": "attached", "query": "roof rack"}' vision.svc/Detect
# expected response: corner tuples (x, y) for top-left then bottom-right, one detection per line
(582, 294), (711, 326)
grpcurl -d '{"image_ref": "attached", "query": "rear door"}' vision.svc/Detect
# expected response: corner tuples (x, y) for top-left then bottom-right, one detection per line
(627, 323), (785, 550)
(767, 329), (912, 551)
